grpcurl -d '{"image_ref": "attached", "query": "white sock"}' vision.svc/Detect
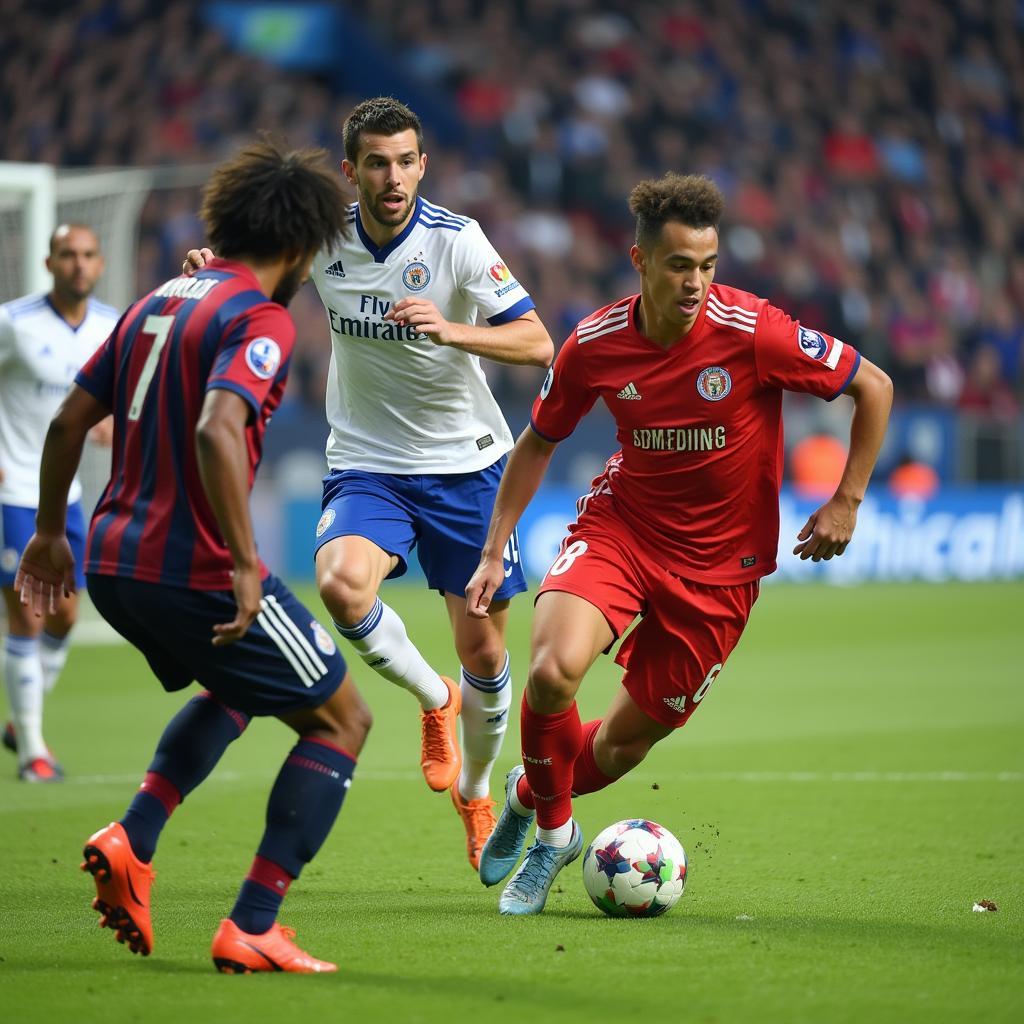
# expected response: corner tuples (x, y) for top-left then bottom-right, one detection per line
(3, 634), (47, 763)
(458, 654), (512, 800)
(40, 630), (71, 695)
(335, 598), (448, 710)
(537, 820), (574, 848)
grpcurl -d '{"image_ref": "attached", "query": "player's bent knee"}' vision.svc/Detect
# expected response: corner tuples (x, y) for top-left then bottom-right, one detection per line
(526, 652), (583, 711)
(280, 674), (373, 755)
(456, 635), (507, 677)
(316, 564), (377, 626)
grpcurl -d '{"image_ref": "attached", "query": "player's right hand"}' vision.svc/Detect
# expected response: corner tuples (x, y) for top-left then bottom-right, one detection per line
(14, 532), (77, 616)
(182, 247), (215, 277)
(213, 563), (262, 645)
(465, 556), (505, 619)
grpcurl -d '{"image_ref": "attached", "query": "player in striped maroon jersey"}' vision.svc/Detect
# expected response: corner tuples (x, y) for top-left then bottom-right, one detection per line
(16, 140), (370, 972)
(466, 173), (893, 915)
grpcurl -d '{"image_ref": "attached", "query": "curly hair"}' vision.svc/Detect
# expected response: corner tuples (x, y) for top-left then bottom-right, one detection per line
(343, 96), (424, 163)
(200, 138), (349, 262)
(628, 173), (725, 249)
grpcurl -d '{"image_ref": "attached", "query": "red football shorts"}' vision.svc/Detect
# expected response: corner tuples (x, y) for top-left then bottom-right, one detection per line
(536, 497), (760, 728)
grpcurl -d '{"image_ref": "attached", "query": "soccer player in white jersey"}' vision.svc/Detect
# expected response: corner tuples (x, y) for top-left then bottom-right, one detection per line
(0, 224), (117, 781)
(185, 99), (553, 869)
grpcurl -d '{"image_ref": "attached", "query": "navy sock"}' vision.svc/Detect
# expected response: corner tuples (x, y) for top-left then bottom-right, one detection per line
(229, 739), (355, 933)
(228, 738), (355, 933)
(121, 692), (249, 862)
(230, 856), (291, 935)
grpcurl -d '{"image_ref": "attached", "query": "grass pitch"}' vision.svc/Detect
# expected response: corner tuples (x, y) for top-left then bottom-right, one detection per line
(2, 580), (1021, 1023)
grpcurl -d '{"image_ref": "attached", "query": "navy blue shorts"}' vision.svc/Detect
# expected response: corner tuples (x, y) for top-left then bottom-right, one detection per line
(87, 573), (346, 716)
(1, 501), (87, 588)
(314, 455), (527, 600)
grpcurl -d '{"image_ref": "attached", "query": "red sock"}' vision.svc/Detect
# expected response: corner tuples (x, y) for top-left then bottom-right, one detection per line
(516, 718), (615, 810)
(571, 719), (616, 795)
(519, 697), (583, 828)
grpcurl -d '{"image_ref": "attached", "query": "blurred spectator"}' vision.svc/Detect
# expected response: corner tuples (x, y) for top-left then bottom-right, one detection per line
(958, 345), (1020, 422)
(888, 455), (941, 500)
(789, 434), (848, 500)
(1, 0), (1022, 478)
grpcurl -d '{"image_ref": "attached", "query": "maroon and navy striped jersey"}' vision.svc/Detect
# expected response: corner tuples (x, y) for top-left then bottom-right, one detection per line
(75, 259), (295, 590)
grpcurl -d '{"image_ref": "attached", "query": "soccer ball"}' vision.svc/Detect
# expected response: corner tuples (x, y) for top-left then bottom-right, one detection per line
(582, 819), (687, 918)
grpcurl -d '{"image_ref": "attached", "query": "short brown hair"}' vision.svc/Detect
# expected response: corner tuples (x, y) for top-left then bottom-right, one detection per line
(343, 97), (423, 163)
(200, 138), (349, 262)
(629, 173), (725, 249)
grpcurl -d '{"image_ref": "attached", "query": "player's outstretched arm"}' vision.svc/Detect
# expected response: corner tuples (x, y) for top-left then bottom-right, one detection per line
(15, 384), (109, 614)
(182, 247), (216, 276)
(793, 356), (894, 561)
(466, 425), (557, 617)
(386, 302), (554, 367)
(195, 388), (262, 645)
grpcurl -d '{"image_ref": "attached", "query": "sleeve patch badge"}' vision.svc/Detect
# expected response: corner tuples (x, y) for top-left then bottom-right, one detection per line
(245, 337), (282, 379)
(797, 326), (829, 361)
(540, 365), (554, 400)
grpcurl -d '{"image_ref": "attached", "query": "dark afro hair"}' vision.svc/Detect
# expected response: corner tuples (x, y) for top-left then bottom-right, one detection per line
(628, 173), (725, 249)
(200, 137), (349, 262)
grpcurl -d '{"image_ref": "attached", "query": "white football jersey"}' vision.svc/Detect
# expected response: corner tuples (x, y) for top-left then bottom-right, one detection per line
(313, 197), (535, 474)
(0, 293), (119, 506)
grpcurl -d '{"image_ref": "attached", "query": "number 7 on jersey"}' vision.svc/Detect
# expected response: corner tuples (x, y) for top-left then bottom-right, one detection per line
(128, 314), (175, 421)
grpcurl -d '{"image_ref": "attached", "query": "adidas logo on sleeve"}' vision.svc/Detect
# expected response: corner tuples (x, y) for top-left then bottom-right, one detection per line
(616, 382), (642, 400)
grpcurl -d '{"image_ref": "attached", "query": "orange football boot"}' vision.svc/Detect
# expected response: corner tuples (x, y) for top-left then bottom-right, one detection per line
(211, 918), (337, 974)
(81, 822), (155, 956)
(450, 785), (497, 871)
(420, 676), (461, 792)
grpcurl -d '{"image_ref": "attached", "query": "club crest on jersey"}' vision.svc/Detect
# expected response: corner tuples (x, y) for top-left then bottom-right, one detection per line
(697, 365), (732, 401)
(245, 337), (281, 380)
(798, 326), (829, 361)
(310, 620), (337, 656)
(316, 508), (336, 537)
(403, 261), (430, 291)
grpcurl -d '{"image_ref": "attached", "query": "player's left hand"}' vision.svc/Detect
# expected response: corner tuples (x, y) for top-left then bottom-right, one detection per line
(14, 532), (77, 616)
(213, 563), (262, 646)
(793, 494), (859, 561)
(385, 298), (457, 345)
(465, 556), (506, 618)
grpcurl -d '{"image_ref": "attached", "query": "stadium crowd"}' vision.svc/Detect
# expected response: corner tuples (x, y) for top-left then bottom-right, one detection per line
(2, 0), (1022, 423)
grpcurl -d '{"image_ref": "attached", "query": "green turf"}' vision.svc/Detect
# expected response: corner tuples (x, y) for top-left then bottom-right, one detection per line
(2, 581), (1021, 1022)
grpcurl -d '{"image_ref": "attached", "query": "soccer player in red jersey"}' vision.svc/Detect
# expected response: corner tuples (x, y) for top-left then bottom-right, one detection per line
(16, 140), (371, 971)
(466, 173), (893, 914)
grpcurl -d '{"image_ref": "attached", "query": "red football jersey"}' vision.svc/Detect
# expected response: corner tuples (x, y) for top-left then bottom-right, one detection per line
(531, 283), (861, 584)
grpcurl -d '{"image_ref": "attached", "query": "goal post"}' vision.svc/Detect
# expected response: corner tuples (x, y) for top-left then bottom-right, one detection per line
(0, 160), (213, 308)
(0, 161), (56, 299)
